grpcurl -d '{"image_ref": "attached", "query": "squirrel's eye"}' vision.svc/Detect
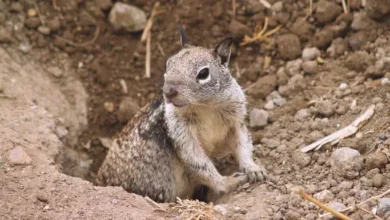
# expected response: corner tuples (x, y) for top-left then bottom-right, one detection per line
(197, 67), (209, 80)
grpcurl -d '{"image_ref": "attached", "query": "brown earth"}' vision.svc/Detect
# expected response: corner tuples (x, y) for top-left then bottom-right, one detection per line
(1, 0), (390, 219)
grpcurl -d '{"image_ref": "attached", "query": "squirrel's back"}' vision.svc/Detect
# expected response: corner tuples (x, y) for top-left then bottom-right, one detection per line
(97, 97), (195, 202)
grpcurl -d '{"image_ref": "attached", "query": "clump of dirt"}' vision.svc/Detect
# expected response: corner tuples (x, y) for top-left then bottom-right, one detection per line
(1, 0), (390, 219)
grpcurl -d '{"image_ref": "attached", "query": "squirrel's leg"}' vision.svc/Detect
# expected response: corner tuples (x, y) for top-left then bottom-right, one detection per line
(233, 124), (267, 182)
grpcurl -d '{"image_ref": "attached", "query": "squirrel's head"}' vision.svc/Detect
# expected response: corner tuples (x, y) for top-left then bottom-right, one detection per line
(163, 27), (234, 108)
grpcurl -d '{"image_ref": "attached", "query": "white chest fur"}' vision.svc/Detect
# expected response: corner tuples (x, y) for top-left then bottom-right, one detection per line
(190, 107), (235, 157)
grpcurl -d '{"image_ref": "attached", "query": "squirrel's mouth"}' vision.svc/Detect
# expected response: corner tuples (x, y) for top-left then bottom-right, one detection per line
(164, 98), (188, 108)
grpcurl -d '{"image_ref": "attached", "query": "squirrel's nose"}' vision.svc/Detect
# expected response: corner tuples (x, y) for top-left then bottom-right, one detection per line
(163, 86), (178, 99)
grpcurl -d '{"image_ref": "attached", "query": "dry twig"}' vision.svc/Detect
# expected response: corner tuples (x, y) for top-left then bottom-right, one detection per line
(240, 17), (281, 46)
(140, 2), (164, 78)
(232, 0), (236, 19)
(157, 42), (166, 56)
(320, 188), (390, 219)
(52, 0), (58, 10)
(55, 25), (100, 47)
(259, 0), (271, 8)
(297, 190), (352, 220)
(145, 33), (152, 78)
(170, 198), (219, 220)
(341, 0), (349, 13)
(234, 62), (241, 78)
(145, 196), (165, 211)
(301, 104), (375, 152)
(33, 2), (45, 26)
(141, 2), (162, 43)
(357, 206), (382, 220)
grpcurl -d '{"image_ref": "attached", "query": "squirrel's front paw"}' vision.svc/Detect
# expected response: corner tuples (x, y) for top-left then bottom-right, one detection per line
(240, 163), (267, 183)
(217, 173), (248, 195)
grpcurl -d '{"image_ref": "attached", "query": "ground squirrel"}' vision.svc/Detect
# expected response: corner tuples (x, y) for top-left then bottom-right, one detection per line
(97, 28), (267, 202)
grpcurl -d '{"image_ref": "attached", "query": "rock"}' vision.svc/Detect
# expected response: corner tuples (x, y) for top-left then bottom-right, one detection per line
(104, 102), (115, 112)
(55, 125), (68, 139)
(227, 20), (251, 40)
(315, 0), (343, 24)
(117, 97), (140, 123)
(365, 0), (390, 21)
(25, 17), (41, 29)
(276, 34), (301, 60)
(38, 26), (51, 35)
(365, 152), (388, 170)
(98, 137), (113, 149)
(47, 66), (63, 78)
(271, 1), (283, 12)
(261, 138), (280, 149)
(312, 26), (335, 49)
(266, 91), (286, 106)
(27, 8), (37, 17)
(377, 198), (390, 217)
(276, 67), (288, 86)
(345, 52), (373, 72)
(285, 210), (300, 219)
(246, 74), (277, 99)
(285, 74), (306, 95)
(348, 31), (366, 51)
(331, 147), (364, 179)
(316, 100), (334, 117)
(373, 174), (385, 188)
(79, 11), (96, 26)
(293, 151), (311, 167)
(264, 100), (275, 110)
(382, 78), (390, 86)
(0, 27), (12, 43)
(326, 201), (346, 212)
(327, 38), (348, 57)
(295, 109), (311, 121)
(351, 12), (379, 31)
(108, 2), (147, 32)
(339, 181), (353, 190)
(214, 205), (227, 216)
(8, 147), (32, 166)
(339, 83), (348, 90)
(349, 0), (361, 9)
(365, 65), (383, 78)
(36, 192), (48, 203)
(47, 18), (61, 32)
(302, 47), (321, 61)
(314, 190), (334, 203)
(376, 57), (390, 72)
(95, 0), (113, 10)
(285, 59), (302, 76)
(291, 19), (315, 42)
(249, 109), (269, 127)
(18, 41), (32, 54)
(10, 2), (23, 12)
(302, 61), (317, 74)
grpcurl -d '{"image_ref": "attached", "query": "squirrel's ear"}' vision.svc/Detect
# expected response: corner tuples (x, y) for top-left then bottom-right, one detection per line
(214, 36), (233, 66)
(177, 25), (188, 47)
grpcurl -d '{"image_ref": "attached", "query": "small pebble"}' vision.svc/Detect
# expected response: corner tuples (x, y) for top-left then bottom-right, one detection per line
(382, 78), (390, 86)
(47, 66), (63, 78)
(36, 192), (48, 203)
(339, 83), (348, 90)
(104, 102), (115, 112)
(8, 147), (32, 166)
(373, 173), (385, 188)
(27, 8), (37, 17)
(38, 26), (51, 35)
